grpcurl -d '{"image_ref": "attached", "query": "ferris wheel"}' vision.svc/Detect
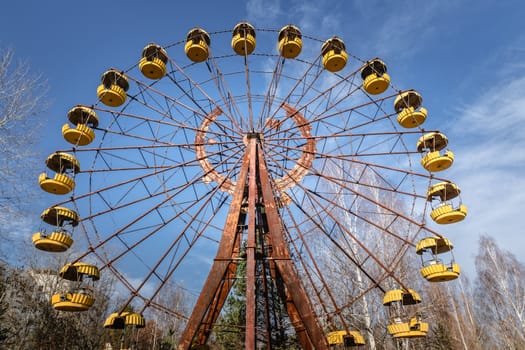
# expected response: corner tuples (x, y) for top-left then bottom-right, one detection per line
(33, 22), (467, 349)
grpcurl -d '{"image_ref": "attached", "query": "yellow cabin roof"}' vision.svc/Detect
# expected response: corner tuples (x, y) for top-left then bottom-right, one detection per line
(41, 206), (79, 227)
(59, 262), (100, 281)
(45, 152), (80, 174)
(233, 21), (255, 37)
(383, 289), (421, 306)
(67, 105), (99, 127)
(416, 132), (448, 153)
(142, 43), (168, 62)
(426, 182), (461, 202)
(394, 90), (422, 112)
(104, 312), (145, 329)
(416, 236), (453, 254)
(321, 36), (346, 54)
(326, 330), (365, 345)
(186, 28), (211, 45)
(360, 58), (387, 80)
(278, 24), (302, 41)
(101, 69), (129, 91)
(104, 312), (128, 328)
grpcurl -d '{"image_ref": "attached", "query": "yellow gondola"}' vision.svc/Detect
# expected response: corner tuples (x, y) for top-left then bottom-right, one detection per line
(39, 152), (80, 195)
(51, 292), (95, 312)
(416, 237), (460, 281)
(383, 288), (428, 338)
(38, 173), (75, 195)
(185, 28), (211, 63)
(327, 330), (365, 347)
(360, 59), (390, 95)
(231, 21), (256, 55)
(427, 182), (468, 224)
(140, 43), (168, 79)
(32, 231), (73, 252)
(386, 317), (429, 338)
(36, 208), (77, 252)
(417, 132), (454, 172)
(430, 204), (468, 224)
(104, 311), (146, 350)
(321, 37), (348, 72)
(62, 105), (99, 146)
(278, 24), (302, 59)
(394, 90), (427, 128)
(97, 69), (129, 107)
(52, 262), (100, 312)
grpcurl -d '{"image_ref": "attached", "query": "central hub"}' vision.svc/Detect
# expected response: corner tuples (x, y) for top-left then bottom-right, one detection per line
(195, 104), (316, 202)
(243, 132), (263, 146)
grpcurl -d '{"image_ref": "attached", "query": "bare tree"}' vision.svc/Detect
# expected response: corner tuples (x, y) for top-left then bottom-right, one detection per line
(148, 281), (191, 349)
(0, 47), (47, 206)
(473, 235), (525, 349)
(306, 160), (425, 350)
(420, 281), (481, 350)
(1, 262), (114, 350)
(0, 47), (48, 261)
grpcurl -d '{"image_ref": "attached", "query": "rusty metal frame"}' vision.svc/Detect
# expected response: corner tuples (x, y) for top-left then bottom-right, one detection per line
(177, 137), (328, 350)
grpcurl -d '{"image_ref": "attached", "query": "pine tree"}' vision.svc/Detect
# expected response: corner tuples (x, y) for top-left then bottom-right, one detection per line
(213, 243), (300, 349)
(214, 253), (246, 349)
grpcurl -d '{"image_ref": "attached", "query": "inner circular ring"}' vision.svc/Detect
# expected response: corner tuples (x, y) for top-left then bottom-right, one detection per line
(194, 103), (317, 203)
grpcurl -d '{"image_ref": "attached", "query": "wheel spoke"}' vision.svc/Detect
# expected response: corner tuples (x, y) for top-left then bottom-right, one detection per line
(35, 25), (462, 348)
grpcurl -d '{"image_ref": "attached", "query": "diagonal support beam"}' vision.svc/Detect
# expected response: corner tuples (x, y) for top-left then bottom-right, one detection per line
(195, 229), (242, 345)
(179, 138), (328, 350)
(177, 150), (250, 350)
(265, 236), (313, 350)
(257, 145), (329, 350)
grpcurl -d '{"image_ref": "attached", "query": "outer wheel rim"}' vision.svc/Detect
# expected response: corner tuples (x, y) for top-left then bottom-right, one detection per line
(36, 26), (463, 343)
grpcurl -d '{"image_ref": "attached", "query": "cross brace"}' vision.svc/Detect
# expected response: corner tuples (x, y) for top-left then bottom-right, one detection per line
(177, 138), (328, 350)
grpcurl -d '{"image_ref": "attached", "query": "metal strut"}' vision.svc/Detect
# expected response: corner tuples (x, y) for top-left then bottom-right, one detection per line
(178, 136), (328, 350)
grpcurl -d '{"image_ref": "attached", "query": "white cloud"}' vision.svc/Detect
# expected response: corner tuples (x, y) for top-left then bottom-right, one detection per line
(245, 0), (282, 25)
(244, 0), (345, 41)
(293, 2), (342, 38)
(342, 1), (461, 61)
(443, 73), (525, 275)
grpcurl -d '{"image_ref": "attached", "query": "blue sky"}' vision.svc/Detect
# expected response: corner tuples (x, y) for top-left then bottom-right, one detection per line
(1, 0), (524, 288)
